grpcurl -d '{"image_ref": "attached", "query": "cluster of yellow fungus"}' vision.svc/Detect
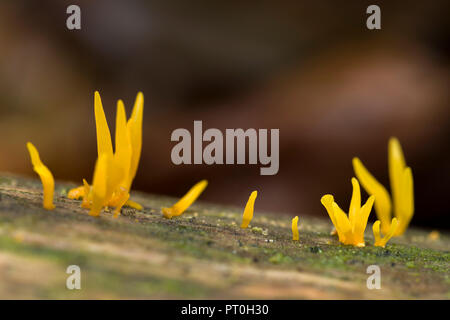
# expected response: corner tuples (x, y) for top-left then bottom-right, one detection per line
(321, 178), (374, 247)
(373, 218), (398, 247)
(240, 191), (257, 229)
(353, 137), (414, 236)
(24, 95), (416, 250)
(25, 91), (209, 220)
(162, 180), (208, 219)
(26, 142), (55, 210)
(67, 91), (144, 217)
(320, 137), (413, 247)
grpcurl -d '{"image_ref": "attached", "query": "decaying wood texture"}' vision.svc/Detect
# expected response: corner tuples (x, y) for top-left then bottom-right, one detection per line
(0, 173), (448, 299)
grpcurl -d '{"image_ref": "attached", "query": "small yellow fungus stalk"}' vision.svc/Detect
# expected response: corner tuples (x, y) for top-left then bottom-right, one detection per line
(240, 191), (257, 229)
(353, 137), (414, 236)
(67, 186), (84, 200)
(162, 180), (208, 219)
(26, 142), (55, 210)
(373, 218), (398, 247)
(292, 216), (299, 241)
(81, 179), (91, 208)
(68, 91), (144, 217)
(321, 178), (375, 247)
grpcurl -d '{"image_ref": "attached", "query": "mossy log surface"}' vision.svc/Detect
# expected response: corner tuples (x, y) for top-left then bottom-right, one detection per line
(0, 173), (448, 299)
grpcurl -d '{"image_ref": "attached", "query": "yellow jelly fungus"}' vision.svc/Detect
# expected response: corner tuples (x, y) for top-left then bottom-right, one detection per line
(162, 180), (208, 219)
(321, 178), (375, 247)
(67, 186), (84, 200)
(81, 179), (91, 208)
(353, 137), (414, 236)
(68, 91), (144, 217)
(125, 200), (143, 211)
(292, 216), (299, 241)
(240, 191), (257, 229)
(26, 142), (55, 210)
(373, 217), (398, 247)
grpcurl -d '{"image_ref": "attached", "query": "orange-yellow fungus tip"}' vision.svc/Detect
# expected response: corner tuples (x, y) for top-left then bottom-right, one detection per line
(353, 137), (414, 236)
(125, 199), (143, 211)
(68, 186), (85, 200)
(26, 142), (55, 210)
(321, 178), (374, 247)
(240, 191), (257, 229)
(162, 180), (208, 219)
(94, 91), (113, 158)
(373, 217), (398, 247)
(292, 216), (299, 241)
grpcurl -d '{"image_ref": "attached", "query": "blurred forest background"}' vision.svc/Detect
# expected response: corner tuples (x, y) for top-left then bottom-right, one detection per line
(0, 1), (448, 229)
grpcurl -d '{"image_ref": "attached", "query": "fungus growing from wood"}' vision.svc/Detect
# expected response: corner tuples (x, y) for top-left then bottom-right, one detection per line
(240, 191), (257, 229)
(67, 91), (144, 217)
(321, 178), (375, 247)
(353, 137), (414, 236)
(162, 180), (208, 219)
(26, 142), (55, 210)
(292, 216), (299, 241)
(373, 217), (398, 247)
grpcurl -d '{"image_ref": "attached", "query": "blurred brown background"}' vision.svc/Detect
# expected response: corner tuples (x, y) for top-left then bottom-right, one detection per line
(0, 1), (449, 229)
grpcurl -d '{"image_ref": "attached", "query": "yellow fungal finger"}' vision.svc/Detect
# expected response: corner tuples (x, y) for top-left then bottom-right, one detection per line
(395, 167), (414, 235)
(33, 164), (56, 210)
(389, 137), (406, 224)
(353, 157), (392, 234)
(114, 99), (132, 189)
(382, 217), (398, 246)
(125, 92), (144, 190)
(89, 154), (109, 217)
(81, 179), (91, 208)
(353, 195), (375, 246)
(372, 220), (382, 245)
(321, 195), (345, 242)
(94, 91), (113, 158)
(349, 177), (361, 231)
(403, 167), (414, 218)
(240, 190), (257, 229)
(162, 180), (208, 219)
(374, 217), (398, 247)
(125, 199), (143, 211)
(292, 216), (299, 241)
(26, 142), (55, 210)
(321, 195), (337, 229)
(332, 202), (353, 244)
